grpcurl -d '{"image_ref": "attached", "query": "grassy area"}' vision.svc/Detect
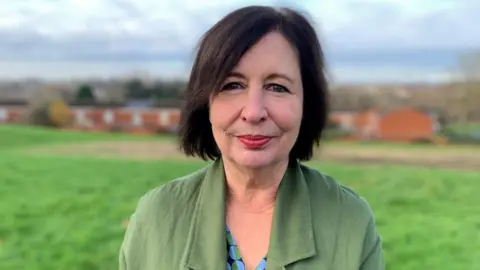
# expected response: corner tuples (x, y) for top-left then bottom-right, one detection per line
(326, 139), (479, 153)
(0, 155), (203, 270)
(0, 125), (168, 151)
(1, 125), (479, 270)
(446, 123), (480, 133)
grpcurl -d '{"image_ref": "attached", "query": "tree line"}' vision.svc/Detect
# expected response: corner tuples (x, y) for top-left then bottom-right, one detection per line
(73, 78), (187, 105)
(72, 77), (479, 125)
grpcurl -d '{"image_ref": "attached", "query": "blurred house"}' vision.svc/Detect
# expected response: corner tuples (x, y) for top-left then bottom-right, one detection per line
(0, 83), (42, 123)
(329, 110), (357, 132)
(331, 107), (438, 142)
(353, 108), (381, 140)
(0, 82), (181, 132)
(378, 108), (437, 141)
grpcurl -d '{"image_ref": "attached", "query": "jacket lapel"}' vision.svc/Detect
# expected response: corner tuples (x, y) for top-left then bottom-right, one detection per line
(184, 159), (317, 270)
(184, 159), (227, 270)
(266, 161), (317, 269)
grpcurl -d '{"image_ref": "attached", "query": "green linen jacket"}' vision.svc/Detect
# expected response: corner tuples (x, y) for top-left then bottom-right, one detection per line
(119, 158), (384, 270)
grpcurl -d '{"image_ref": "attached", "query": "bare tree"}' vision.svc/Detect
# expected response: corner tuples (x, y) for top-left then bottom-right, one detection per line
(24, 84), (72, 126)
(452, 51), (480, 123)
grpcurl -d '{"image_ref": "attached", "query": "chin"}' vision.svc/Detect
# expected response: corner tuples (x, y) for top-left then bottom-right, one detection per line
(232, 151), (279, 169)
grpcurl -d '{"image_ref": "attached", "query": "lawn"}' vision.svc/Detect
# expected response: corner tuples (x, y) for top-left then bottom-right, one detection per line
(1, 125), (479, 270)
(0, 124), (166, 151)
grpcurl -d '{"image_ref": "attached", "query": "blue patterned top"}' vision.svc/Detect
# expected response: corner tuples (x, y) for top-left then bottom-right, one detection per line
(226, 225), (267, 270)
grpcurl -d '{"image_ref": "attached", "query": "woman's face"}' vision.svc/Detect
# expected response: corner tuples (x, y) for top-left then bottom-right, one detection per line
(209, 31), (303, 169)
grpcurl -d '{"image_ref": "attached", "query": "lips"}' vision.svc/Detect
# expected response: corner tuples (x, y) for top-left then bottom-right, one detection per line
(237, 135), (273, 149)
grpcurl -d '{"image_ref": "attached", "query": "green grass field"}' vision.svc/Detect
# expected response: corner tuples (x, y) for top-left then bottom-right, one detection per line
(1, 125), (479, 270)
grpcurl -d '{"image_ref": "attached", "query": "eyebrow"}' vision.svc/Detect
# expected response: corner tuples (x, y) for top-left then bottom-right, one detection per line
(227, 71), (295, 84)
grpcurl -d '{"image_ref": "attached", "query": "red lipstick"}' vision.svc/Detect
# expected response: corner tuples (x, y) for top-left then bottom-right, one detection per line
(237, 135), (272, 149)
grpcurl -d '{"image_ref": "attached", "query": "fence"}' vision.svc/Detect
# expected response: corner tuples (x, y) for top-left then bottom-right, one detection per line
(0, 105), (181, 133)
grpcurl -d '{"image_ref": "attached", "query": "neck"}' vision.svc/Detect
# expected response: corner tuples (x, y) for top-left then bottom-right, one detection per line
(223, 158), (289, 213)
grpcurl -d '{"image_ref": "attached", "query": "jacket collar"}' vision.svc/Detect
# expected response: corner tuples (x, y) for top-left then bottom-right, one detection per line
(185, 158), (316, 270)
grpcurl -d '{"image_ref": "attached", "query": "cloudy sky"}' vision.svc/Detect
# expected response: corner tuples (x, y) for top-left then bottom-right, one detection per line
(0, 0), (477, 83)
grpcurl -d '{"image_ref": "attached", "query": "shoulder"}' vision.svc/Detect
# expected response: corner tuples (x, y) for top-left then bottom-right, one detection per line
(299, 163), (377, 227)
(119, 165), (212, 269)
(131, 164), (210, 224)
(299, 164), (384, 266)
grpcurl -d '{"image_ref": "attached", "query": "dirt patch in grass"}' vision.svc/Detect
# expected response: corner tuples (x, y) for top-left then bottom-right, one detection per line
(27, 141), (191, 160)
(315, 145), (480, 171)
(26, 141), (480, 170)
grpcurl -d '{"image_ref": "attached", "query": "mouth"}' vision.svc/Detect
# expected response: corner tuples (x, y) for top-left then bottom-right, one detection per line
(236, 135), (274, 149)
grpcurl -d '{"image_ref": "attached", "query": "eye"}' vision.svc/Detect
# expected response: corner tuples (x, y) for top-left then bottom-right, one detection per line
(221, 82), (244, 91)
(266, 83), (290, 93)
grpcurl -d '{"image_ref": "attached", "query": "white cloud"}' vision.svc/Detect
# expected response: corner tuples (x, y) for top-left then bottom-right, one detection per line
(2, 0), (476, 51)
(308, 0), (478, 51)
(0, 0), (476, 82)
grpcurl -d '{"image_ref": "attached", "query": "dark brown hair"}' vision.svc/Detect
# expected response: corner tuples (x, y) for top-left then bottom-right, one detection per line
(178, 5), (329, 161)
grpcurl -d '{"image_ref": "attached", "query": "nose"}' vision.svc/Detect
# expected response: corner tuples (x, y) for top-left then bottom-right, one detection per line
(241, 87), (267, 123)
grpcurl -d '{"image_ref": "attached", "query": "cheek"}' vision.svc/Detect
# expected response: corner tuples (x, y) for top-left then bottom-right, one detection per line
(209, 99), (236, 130)
(271, 100), (303, 132)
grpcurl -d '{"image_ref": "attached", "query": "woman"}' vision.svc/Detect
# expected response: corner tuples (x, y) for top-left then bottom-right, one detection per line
(119, 5), (384, 270)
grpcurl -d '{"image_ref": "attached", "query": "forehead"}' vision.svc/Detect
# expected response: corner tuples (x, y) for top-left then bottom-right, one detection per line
(232, 32), (300, 76)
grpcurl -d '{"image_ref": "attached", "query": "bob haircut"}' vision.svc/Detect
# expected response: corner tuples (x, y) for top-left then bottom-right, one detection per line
(178, 5), (329, 161)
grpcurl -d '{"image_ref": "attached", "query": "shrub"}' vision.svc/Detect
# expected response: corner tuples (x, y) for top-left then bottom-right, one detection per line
(25, 85), (72, 127)
(47, 100), (73, 127)
(440, 126), (480, 145)
(411, 136), (449, 145)
(432, 135), (449, 145)
(74, 84), (96, 105)
(322, 128), (353, 141)
(411, 137), (434, 144)
(155, 125), (178, 135)
(108, 124), (125, 133)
